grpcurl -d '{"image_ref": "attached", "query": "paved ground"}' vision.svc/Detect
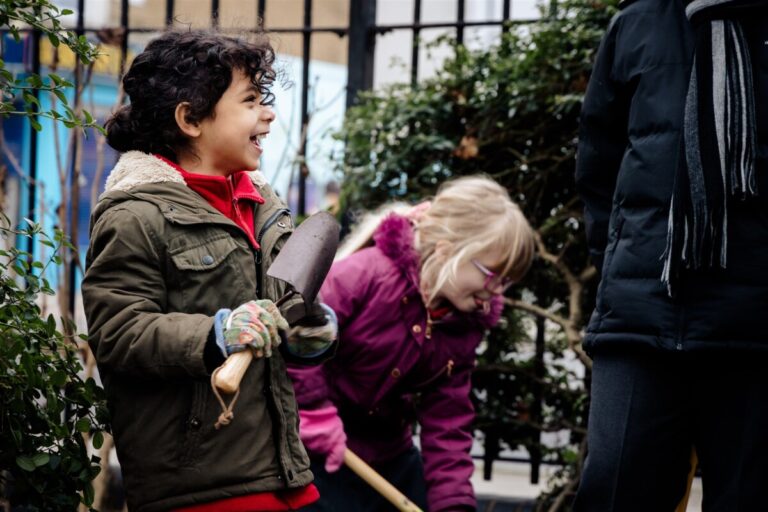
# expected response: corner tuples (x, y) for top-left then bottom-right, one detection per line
(471, 460), (703, 511)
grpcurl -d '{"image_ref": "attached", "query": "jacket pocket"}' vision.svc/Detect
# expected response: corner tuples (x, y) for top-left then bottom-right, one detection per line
(168, 236), (248, 312)
(170, 236), (237, 271)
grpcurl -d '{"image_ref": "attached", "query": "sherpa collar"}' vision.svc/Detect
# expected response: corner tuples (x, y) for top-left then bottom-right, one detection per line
(102, 150), (268, 197)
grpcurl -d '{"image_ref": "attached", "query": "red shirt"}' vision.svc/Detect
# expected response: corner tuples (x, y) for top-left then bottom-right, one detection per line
(154, 155), (264, 249)
(156, 155), (319, 512)
(171, 486), (320, 512)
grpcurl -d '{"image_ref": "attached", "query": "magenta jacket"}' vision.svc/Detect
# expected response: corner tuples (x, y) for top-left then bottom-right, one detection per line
(288, 214), (501, 512)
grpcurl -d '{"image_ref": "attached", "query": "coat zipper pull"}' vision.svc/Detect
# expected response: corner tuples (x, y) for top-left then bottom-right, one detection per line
(446, 359), (454, 377)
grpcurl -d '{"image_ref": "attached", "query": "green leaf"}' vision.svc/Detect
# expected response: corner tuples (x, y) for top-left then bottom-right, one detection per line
(26, 75), (43, 88)
(22, 91), (40, 107)
(16, 455), (36, 472)
(82, 481), (95, 506)
(47, 32), (60, 47)
(32, 452), (50, 467)
(50, 370), (67, 387)
(92, 430), (104, 450)
(75, 418), (90, 433)
(53, 88), (68, 104)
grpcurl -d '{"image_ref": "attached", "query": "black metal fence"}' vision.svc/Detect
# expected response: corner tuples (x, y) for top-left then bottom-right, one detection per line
(3, 0), (559, 491)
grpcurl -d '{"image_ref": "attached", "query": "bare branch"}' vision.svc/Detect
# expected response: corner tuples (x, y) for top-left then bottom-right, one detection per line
(579, 265), (597, 283)
(505, 297), (569, 330)
(534, 230), (577, 286)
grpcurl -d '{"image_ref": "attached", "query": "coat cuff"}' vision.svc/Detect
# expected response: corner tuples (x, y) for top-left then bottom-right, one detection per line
(203, 323), (226, 374)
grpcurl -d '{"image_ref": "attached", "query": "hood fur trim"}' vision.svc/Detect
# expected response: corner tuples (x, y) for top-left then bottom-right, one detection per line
(372, 212), (503, 327)
(373, 214), (420, 280)
(103, 151), (268, 195)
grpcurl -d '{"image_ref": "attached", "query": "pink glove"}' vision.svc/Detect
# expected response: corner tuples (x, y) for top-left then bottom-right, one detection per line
(299, 406), (347, 473)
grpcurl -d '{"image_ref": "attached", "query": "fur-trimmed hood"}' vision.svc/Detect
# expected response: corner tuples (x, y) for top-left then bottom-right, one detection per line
(103, 150), (268, 195)
(91, 150), (278, 229)
(372, 213), (421, 283)
(371, 213), (503, 328)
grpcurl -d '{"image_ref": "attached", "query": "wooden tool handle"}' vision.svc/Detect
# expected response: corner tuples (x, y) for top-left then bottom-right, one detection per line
(343, 448), (424, 512)
(213, 349), (253, 394)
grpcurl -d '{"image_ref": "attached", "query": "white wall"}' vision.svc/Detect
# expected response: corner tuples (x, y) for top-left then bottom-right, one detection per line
(374, 0), (543, 88)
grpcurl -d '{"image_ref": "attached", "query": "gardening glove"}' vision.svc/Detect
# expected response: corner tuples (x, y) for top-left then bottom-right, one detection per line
(285, 303), (338, 357)
(299, 405), (347, 473)
(214, 299), (289, 358)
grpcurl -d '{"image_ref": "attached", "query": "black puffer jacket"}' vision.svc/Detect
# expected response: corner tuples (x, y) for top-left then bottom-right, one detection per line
(576, 0), (768, 353)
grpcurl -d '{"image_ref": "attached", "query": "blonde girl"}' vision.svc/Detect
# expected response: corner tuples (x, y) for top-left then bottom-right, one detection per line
(288, 175), (535, 512)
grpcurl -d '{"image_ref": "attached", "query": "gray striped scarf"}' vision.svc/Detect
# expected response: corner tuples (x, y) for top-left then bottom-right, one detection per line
(661, 0), (761, 296)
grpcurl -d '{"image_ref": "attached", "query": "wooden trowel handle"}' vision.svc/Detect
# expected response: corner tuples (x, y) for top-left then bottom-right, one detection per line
(343, 449), (424, 512)
(213, 349), (253, 394)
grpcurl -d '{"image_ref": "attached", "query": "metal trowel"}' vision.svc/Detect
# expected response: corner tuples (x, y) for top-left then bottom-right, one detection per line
(213, 211), (340, 394)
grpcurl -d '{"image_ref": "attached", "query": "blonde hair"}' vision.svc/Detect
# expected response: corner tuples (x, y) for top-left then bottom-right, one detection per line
(415, 175), (535, 307)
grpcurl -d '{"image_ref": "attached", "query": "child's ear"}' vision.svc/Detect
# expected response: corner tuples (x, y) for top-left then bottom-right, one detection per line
(434, 240), (453, 262)
(174, 102), (201, 138)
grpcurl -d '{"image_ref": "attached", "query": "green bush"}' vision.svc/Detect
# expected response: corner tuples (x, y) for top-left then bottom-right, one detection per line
(335, 1), (618, 507)
(0, 215), (109, 511)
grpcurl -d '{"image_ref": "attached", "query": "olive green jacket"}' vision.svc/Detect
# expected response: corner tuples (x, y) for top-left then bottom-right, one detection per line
(83, 151), (312, 512)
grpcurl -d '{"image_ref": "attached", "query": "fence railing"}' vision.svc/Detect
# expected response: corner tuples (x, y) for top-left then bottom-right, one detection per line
(1, 0), (559, 489)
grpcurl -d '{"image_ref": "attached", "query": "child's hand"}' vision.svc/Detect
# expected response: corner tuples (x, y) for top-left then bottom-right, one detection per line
(217, 300), (289, 358)
(299, 406), (347, 472)
(286, 303), (338, 357)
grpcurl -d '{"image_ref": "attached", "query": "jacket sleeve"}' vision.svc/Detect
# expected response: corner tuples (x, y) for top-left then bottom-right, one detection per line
(287, 249), (375, 407)
(417, 360), (477, 512)
(575, 13), (631, 274)
(83, 206), (213, 379)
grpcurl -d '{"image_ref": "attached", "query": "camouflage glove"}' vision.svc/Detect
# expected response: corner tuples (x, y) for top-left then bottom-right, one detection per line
(215, 299), (289, 358)
(285, 303), (338, 357)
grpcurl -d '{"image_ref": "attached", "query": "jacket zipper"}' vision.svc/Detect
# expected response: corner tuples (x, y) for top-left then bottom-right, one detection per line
(254, 207), (291, 295)
(263, 359), (292, 482)
(254, 208), (294, 481)
(255, 208), (291, 265)
(227, 178), (246, 228)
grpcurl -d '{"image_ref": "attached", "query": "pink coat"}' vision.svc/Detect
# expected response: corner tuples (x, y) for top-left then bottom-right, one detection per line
(288, 214), (501, 511)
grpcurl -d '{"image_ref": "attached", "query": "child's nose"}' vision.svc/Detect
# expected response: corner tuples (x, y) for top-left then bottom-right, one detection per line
(262, 107), (276, 123)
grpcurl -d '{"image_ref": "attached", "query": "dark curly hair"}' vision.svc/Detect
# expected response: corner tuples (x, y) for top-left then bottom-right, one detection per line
(105, 30), (276, 161)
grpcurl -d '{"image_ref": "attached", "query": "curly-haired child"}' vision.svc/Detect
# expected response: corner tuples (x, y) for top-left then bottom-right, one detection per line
(83, 30), (335, 512)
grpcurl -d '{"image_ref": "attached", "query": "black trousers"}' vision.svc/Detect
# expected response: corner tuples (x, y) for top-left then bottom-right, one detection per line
(574, 349), (768, 512)
(301, 446), (428, 512)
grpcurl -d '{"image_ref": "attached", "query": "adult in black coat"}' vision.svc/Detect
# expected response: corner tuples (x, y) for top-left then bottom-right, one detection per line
(573, 0), (768, 510)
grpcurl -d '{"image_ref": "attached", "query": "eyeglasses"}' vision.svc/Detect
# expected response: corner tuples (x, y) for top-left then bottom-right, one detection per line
(471, 259), (515, 293)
